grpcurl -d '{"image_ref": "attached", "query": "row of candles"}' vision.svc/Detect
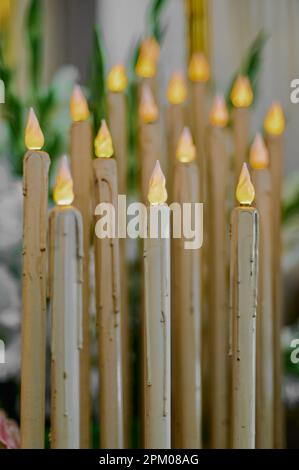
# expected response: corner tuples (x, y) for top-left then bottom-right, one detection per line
(20, 37), (285, 449)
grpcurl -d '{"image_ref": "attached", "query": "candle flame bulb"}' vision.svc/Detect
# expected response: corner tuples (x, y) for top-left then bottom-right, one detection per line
(249, 133), (269, 170)
(135, 37), (160, 78)
(148, 160), (168, 205)
(209, 94), (229, 127)
(70, 85), (90, 122)
(139, 84), (159, 123)
(230, 76), (253, 108)
(176, 127), (196, 163)
(263, 101), (285, 136)
(25, 107), (45, 150)
(188, 52), (210, 82)
(236, 163), (255, 205)
(107, 64), (128, 92)
(94, 120), (114, 158)
(167, 73), (187, 104)
(53, 155), (74, 206)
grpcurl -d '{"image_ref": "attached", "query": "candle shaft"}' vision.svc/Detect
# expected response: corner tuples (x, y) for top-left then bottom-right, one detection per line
(139, 120), (162, 203)
(233, 108), (250, 187)
(166, 104), (185, 197)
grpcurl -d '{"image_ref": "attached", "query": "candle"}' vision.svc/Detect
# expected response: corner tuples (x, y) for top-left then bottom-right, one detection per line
(264, 102), (286, 448)
(249, 134), (274, 448)
(230, 163), (259, 449)
(206, 95), (229, 448)
(139, 84), (161, 203)
(69, 84), (92, 448)
(166, 72), (187, 196)
(21, 108), (50, 448)
(93, 120), (124, 448)
(49, 156), (83, 449)
(135, 37), (160, 97)
(107, 64), (130, 445)
(143, 161), (171, 449)
(172, 128), (201, 448)
(231, 76), (253, 187)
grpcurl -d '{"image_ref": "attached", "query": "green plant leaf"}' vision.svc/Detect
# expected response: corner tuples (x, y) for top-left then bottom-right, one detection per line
(88, 27), (106, 133)
(26, 0), (43, 98)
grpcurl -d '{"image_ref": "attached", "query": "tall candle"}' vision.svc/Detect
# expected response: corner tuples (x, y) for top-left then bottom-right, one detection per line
(264, 102), (286, 448)
(249, 134), (274, 448)
(172, 128), (201, 448)
(93, 120), (124, 448)
(143, 161), (171, 449)
(230, 164), (259, 449)
(206, 95), (229, 448)
(230, 76), (253, 187)
(49, 156), (83, 449)
(21, 108), (50, 448)
(69, 85), (92, 448)
(139, 84), (161, 203)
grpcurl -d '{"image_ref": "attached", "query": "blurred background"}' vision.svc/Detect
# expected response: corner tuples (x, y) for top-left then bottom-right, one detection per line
(0, 0), (299, 448)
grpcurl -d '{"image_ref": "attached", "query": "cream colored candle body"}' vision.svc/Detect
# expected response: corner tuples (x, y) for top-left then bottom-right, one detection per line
(139, 120), (161, 203)
(172, 161), (201, 448)
(230, 206), (259, 449)
(166, 104), (185, 195)
(191, 82), (206, 197)
(70, 120), (92, 448)
(93, 158), (124, 449)
(206, 126), (229, 448)
(49, 207), (83, 449)
(21, 150), (50, 449)
(233, 108), (249, 186)
(144, 205), (171, 449)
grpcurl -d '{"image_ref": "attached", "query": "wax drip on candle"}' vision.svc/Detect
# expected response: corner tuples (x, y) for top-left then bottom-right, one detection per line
(236, 163), (255, 205)
(53, 155), (74, 206)
(148, 161), (168, 205)
(167, 72), (187, 104)
(263, 101), (285, 136)
(188, 52), (210, 82)
(230, 76), (253, 108)
(209, 94), (229, 127)
(176, 127), (196, 163)
(139, 84), (159, 123)
(25, 107), (45, 150)
(249, 133), (269, 170)
(107, 64), (128, 92)
(94, 120), (114, 158)
(135, 37), (160, 78)
(70, 85), (90, 122)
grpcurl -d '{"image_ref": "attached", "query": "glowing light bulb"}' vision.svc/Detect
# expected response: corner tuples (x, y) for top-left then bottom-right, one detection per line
(230, 76), (253, 108)
(176, 127), (196, 163)
(53, 155), (74, 206)
(188, 52), (210, 82)
(167, 73), (187, 104)
(263, 102), (285, 136)
(25, 107), (44, 150)
(135, 37), (160, 78)
(107, 64), (128, 92)
(94, 120), (114, 158)
(139, 85), (159, 123)
(249, 133), (269, 170)
(209, 94), (229, 127)
(236, 163), (255, 205)
(70, 85), (90, 122)
(148, 161), (168, 205)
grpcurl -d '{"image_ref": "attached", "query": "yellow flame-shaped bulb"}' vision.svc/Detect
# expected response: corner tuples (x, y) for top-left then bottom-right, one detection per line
(209, 94), (229, 127)
(249, 133), (269, 170)
(236, 163), (255, 205)
(139, 85), (159, 124)
(167, 73), (187, 104)
(264, 102), (285, 136)
(94, 120), (114, 158)
(107, 64), (128, 92)
(53, 155), (74, 206)
(188, 52), (210, 82)
(176, 127), (196, 163)
(230, 76), (253, 108)
(135, 37), (160, 78)
(25, 107), (45, 150)
(70, 85), (90, 122)
(148, 161), (168, 205)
